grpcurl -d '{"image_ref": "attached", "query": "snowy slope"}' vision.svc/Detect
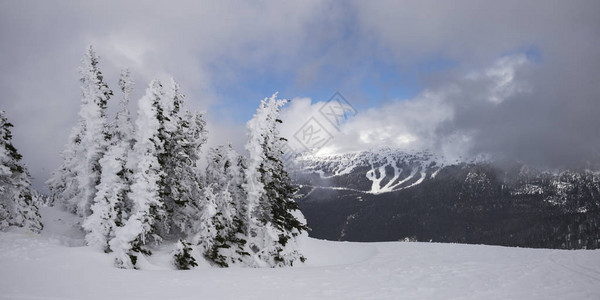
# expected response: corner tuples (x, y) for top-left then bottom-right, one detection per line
(293, 148), (446, 194)
(1, 207), (599, 299)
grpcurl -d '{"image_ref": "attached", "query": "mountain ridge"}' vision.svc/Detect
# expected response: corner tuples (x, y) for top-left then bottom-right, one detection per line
(290, 148), (600, 249)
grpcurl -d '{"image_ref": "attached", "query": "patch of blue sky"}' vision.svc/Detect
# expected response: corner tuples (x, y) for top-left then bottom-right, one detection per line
(209, 54), (459, 123)
(502, 45), (542, 63)
(353, 55), (458, 109)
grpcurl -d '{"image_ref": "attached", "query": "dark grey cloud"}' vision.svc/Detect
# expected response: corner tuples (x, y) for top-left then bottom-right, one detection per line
(331, 0), (600, 168)
(440, 50), (600, 168)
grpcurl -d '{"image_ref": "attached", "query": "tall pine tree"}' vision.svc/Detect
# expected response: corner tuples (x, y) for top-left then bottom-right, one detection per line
(82, 69), (134, 252)
(243, 93), (307, 267)
(203, 145), (248, 267)
(156, 79), (207, 237)
(109, 80), (166, 269)
(0, 111), (43, 232)
(48, 46), (112, 217)
(46, 120), (84, 212)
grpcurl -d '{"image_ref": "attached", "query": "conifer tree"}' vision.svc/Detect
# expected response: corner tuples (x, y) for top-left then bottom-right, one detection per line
(172, 239), (197, 270)
(82, 69), (134, 251)
(169, 111), (208, 235)
(46, 121), (84, 211)
(48, 46), (112, 217)
(109, 80), (166, 268)
(204, 145), (248, 267)
(156, 79), (207, 237)
(243, 93), (307, 267)
(0, 111), (43, 232)
(76, 46), (113, 216)
(190, 183), (218, 258)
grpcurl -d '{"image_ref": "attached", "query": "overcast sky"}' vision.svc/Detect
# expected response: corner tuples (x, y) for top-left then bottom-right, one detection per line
(1, 0), (599, 191)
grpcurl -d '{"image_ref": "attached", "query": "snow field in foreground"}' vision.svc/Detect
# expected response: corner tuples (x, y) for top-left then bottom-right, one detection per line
(0, 207), (599, 300)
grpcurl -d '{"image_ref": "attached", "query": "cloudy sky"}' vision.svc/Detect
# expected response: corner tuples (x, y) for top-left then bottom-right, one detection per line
(1, 0), (599, 191)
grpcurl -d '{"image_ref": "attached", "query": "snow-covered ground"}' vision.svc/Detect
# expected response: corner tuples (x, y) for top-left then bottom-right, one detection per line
(1, 207), (599, 300)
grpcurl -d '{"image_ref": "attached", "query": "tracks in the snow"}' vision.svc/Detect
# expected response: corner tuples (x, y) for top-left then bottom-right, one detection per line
(549, 252), (600, 282)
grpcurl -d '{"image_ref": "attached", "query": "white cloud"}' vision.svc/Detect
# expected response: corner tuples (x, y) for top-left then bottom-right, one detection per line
(280, 54), (533, 161)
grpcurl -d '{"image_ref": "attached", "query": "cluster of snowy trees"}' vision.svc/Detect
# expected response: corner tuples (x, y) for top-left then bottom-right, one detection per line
(41, 46), (308, 269)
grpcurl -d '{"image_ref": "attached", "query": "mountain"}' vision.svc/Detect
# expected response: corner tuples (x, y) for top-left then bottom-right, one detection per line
(290, 148), (600, 249)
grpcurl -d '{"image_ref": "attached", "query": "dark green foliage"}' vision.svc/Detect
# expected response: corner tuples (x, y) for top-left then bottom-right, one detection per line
(206, 212), (230, 267)
(206, 214), (249, 267)
(129, 240), (152, 265)
(1, 121), (22, 168)
(153, 83), (206, 238)
(261, 143), (308, 235)
(173, 240), (197, 270)
(82, 46), (113, 114)
(202, 145), (249, 267)
(0, 111), (43, 232)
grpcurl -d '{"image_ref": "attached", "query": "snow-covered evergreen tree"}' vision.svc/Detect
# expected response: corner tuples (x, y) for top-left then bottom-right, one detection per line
(189, 184), (218, 258)
(172, 239), (197, 270)
(243, 93), (307, 267)
(115, 69), (135, 146)
(82, 69), (134, 252)
(76, 46), (113, 216)
(48, 46), (112, 217)
(109, 80), (167, 269)
(46, 121), (84, 211)
(204, 145), (248, 267)
(0, 111), (42, 232)
(156, 79), (207, 237)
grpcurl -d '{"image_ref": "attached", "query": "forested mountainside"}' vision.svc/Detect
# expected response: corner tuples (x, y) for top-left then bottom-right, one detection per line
(291, 149), (600, 249)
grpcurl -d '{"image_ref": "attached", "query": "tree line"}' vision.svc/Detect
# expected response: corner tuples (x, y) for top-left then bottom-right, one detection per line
(1, 46), (307, 269)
